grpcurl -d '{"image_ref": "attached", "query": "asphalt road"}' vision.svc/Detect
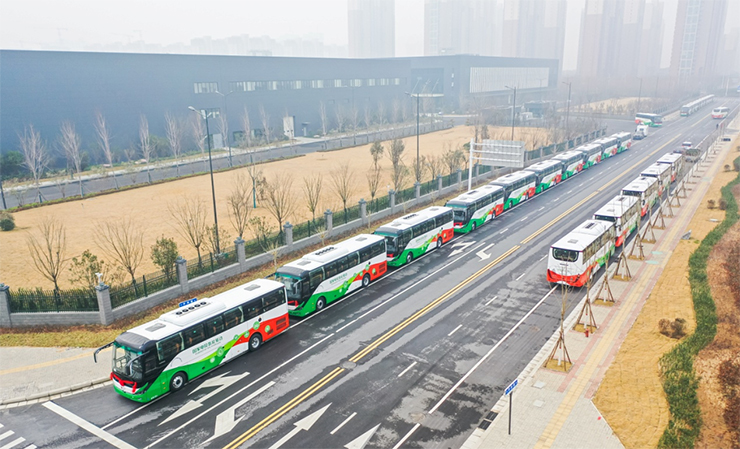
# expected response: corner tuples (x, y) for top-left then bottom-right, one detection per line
(1, 101), (734, 449)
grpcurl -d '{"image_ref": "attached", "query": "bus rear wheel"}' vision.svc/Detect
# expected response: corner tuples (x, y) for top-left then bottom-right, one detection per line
(170, 372), (187, 392)
(249, 333), (262, 351)
(362, 274), (371, 287)
(436, 237), (442, 249)
(316, 297), (326, 311)
(406, 253), (414, 264)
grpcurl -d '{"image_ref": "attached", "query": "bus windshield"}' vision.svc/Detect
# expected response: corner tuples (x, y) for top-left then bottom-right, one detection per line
(594, 214), (617, 223)
(622, 190), (641, 198)
(112, 343), (147, 382)
(383, 236), (397, 254)
(275, 273), (302, 300)
(552, 248), (579, 262)
(452, 208), (467, 223)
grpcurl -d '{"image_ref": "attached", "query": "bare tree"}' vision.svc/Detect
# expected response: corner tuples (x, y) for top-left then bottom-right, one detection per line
(442, 144), (466, 175)
(218, 112), (232, 166)
(139, 114), (153, 183)
(302, 173), (323, 224)
(319, 101), (329, 137)
(364, 103), (373, 140)
(248, 216), (281, 269)
(165, 112), (185, 175)
(426, 154), (444, 182)
(18, 124), (49, 202)
(334, 102), (345, 133)
(387, 139), (408, 192)
(366, 166), (382, 212)
(330, 163), (355, 221)
(480, 123), (490, 140)
(377, 100), (387, 136)
(402, 97), (411, 123)
(392, 98), (401, 125)
(241, 105), (252, 149)
(349, 104), (359, 145)
(369, 141), (384, 170)
(26, 216), (67, 292)
(228, 172), (252, 239)
(263, 173), (297, 233)
(94, 110), (118, 189)
(93, 218), (144, 285)
(169, 198), (208, 263)
(59, 121), (84, 197)
(259, 104), (272, 145)
(413, 154), (427, 183)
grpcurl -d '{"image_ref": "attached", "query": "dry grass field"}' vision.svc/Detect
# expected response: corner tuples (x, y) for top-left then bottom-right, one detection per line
(0, 125), (553, 289)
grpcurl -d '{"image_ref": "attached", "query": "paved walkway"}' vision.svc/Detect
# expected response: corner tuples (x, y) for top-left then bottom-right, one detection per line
(463, 121), (737, 449)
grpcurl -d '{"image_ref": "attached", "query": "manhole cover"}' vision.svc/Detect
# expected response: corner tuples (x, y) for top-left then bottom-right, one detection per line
(341, 361), (357, 370)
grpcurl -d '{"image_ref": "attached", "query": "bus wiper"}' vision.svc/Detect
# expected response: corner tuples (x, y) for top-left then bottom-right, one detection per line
(94, 341), (114, 363)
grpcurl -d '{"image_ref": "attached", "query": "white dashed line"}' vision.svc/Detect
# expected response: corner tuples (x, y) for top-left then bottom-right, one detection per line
(447, 324), (463, 337)
(485, 295), (498, 306)
(397, 361), (418, 378)
(330, 412), (357, 435)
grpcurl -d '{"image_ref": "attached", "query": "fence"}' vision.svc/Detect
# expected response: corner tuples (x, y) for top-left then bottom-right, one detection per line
(8, 287), (98, 313)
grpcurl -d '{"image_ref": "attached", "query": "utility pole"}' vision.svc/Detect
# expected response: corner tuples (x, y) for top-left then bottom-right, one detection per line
(562, 81), (572, 141)
(188, 106), (221, 255)
(636, 77), (643, 112)
(505, 85), (517, 141)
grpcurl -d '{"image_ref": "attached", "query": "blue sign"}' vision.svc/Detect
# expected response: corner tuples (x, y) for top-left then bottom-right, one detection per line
(505, 379), (518, 396)
(179, 298), (197, 308)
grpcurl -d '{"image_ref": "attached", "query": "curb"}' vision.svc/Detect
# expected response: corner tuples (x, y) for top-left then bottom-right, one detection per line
(0, 377), (111, 409)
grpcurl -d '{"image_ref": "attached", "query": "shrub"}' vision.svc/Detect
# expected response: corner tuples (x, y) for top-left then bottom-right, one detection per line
(0, 210), (15, 231)
(151, 236), (178, 282)
(708, 199), (716, 209)
(718, 197), (728, 210)
(658, 318), (687, 339)
(734, 158), (740, 171)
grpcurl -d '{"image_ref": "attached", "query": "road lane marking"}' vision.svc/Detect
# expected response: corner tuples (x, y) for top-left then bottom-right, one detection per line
(485, 295), (498, 306)
(447, 324), (463, 337)
(539, 254), (548, 261)
(0, 432), (13, 442)
(397, 362), (418, 378)
(43, 401), (136, 449)
(519, 216), (529, 222)
(499, 228), (509, 234)
(515, 272), (526, 281)
(330, 412), (357, 435)
(391, 423), (420, 449)
(0, 437), (25, 449)
(538, 207), (545, 211)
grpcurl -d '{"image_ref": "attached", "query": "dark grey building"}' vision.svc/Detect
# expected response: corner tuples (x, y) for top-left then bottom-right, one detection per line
(0, 50), (558, 152)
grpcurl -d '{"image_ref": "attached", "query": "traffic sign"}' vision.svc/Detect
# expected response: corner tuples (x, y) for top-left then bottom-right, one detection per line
(505, 379), (518, 396)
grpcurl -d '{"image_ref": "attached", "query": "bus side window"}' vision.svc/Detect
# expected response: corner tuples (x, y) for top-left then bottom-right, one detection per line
(223, 307), (243, 330)
(157, 333), (183, 362)
(325, 261), (338, 278)
(205, 315), (225, 337)
(359, 246), (372, 263)
(347, 252), (359, 267)
(310, 269), (324, 289)
(338, 256), (350, 272)
(243, 298), (263, 320)
(371, 241), (385, 257)
(412, 224), (422, 238)
(262, 291), (283, 312)
(183, 324), (206, 348)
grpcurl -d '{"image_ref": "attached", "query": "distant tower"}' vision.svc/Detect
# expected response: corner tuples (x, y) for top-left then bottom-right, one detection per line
(348, 0), (395, 58)
(670, 0), (728, 82)
(424, 0), (501, 56)
(502, 0), (567, 65)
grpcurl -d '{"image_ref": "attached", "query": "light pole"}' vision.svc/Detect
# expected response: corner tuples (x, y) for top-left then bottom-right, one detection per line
(214, 90), (233, 167)
(636, 77), (643, 113)
(188, 106), (220, 255)
(405, 91), (421, 182)
(504, 85), (517, 141)
(562, 81), (572, 141)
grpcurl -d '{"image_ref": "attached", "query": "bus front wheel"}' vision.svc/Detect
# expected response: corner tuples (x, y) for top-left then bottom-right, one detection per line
(249, 333), (262, 351)
(316, 297), (326, 311)
(471, 222), (477, 231)
(170, 372), (187, 392)
(362, 274), (371, 288)
(406, 253), (413, 265)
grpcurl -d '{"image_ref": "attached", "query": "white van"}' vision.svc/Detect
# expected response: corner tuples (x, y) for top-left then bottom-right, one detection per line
(634, 124), (649, 140)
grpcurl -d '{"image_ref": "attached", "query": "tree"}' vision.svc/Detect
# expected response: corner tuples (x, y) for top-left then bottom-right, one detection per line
(442, 144), (466, 175)
(68, 249), (105, 288)
(364, 103), (373, 138)
(377, 101), (387, 135)
(334, 102), (345, 133)
(302, 173), (323, 224)
(26, 216), (67, 291)
(426, 154), (444, 182)
(228, 172), (252, 239)
(259, 104), (272, 145)
(413, 155), (427, 183)
(248, 216), (280, 269)
(94, 111), (118, 189)
(151, 236), (178, 282)
(18, 124), (48, 202)
(387, 138), (407, 191)
(205, 225), (229, 256)
(369, 141), (384, 170)
(165, 112), (184, 176)
(349, 103), (359, 145)
(241, 105), (252, 149)
(330, 163), (355, 221)
(263, 173), (297, 233)
(139, 115), (153, 183)
(366, 166), (382, 212)
(319, 101), (329, 137)
(1, 151), (26, 179)
(169, 198), (208, 263)
(94, 218), (144, 285)
(58, 121), (84, 197)
(218, 112), (231, 166)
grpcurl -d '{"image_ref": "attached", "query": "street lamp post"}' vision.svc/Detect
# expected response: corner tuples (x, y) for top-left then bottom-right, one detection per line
(188, 106), (221, 255)
(636, 77), (643, 113)
(405, 92), (421, 182)
(562, 81), (572, 141)
(504, 85), (517, 141)
(215, 90), (233, 167)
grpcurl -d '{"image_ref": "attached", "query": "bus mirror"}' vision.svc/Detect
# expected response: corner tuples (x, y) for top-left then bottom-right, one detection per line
(94, 341), (114, 363)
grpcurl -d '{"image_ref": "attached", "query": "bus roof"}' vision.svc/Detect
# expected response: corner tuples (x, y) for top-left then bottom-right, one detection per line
(593, 195), (638, 219)
(593, 136), (617, 145)
(712, 106), (729, 112)
(552, 150), (584, 161)
(524, 159), (562, 173)
(374, 206), (452, 233)
(576, 143), (602, 155)
(641, 163), (671, 177)
(446, 185), (503, 206)
(119, 279), (284, 348)
(657, 153), (683, 164)
(489, 170), (536, 186)
(622, 176), (656, 193)
(280, 234), (384, 272)
(636, 112), (660, 118)
(612, 131), (632, 140)
(551, 220), (613, 251)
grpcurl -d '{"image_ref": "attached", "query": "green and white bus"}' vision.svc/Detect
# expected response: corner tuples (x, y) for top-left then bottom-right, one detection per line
(593, 136), (618, 160)
(622, 176), (658, 217)
(524, 160), (564, 194)
(612, 132), (632, 153)
(640, 163), (671, 196)
(552, 150), (585, 180)
(489, 170), (537, 210)
(104, 279), (289, 403)
(446, 185), (505, 233)
(575, 143), (603, 168)
(635, 112), (663, 126)
(593, 195), (640, 247)
(374, 206), (454, 267)
(275, 234), (387, 317)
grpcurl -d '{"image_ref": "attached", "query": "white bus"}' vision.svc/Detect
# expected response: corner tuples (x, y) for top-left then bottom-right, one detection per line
(547, 219), (616, 287)
(276, 234), (387, 317)
(524, 159), (564, 194)
(445, 184), (505, 234)
(612, 132), (632, 153)
(552, 150), (585, 180)
(593, 195), (641, 247)
(105, 279), (289, 402)
(622, 176), (659, 217)
(711, 106), (729, 119)
(641, 163), (672, 196)
(576, 143), (603, 168)
(593, 136), (619, 160)
(489, 170), (537, 210)
(374, 206), (454, 267)
(656, 153), (685, 182)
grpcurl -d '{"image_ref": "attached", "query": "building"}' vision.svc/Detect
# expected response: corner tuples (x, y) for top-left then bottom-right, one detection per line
(502, 0), (567, 66)
(670, 0), (728, 82)
(636, 0), (664, 78)
(424, 0), (502, 57)
(348, 0), (395, 58)
(0, 50), (557, 152)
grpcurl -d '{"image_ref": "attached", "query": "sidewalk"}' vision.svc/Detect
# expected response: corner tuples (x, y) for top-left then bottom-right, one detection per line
(462, 120), (737, 449)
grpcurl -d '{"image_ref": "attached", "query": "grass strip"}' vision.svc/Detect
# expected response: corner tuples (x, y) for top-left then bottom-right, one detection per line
(658, 155), (740, 449)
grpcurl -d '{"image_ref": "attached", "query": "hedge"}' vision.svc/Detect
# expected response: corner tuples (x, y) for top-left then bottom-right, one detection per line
(658, 155), (740, 448)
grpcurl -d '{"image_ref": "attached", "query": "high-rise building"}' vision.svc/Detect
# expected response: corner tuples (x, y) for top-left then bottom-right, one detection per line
(348, 0), (395, 58)
(670, 0), (728, 81)
(502, 0), (567, 65)
(637, 0), (664, 78)
(424, 0), (501, 56)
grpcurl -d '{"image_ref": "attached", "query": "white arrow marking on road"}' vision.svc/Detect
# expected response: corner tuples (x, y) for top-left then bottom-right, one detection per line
(344, 424), (380, 449)
(206, 381), (275, 443)
(160, 372), (249, 425)
(267, 404), (331, 449)
(449, 241), (475, 257)
(476, 243), (494, 261)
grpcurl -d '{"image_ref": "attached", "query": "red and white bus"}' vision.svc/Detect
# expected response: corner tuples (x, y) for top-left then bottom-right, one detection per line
(552, 151), (585, 180)
(547, 220), (616, 287)
(622, 176), (659, 217)
(641, 163), (671, 196)
(576, 143), (603, 168)
(593, 195), (641, 247)
(711, 107), (729, 119)
(656, 153), (685, 182)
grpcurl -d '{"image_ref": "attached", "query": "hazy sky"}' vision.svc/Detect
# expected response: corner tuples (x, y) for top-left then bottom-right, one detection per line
(0, 0), (735, 71)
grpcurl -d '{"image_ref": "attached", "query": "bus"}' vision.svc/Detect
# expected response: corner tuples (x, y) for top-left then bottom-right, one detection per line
(489, 170), (537, 210)
(656, 153), (685, 182)
(621, 176), (659, 217)
(524, 160), (564, 194)
(575, 143), (603, 169)
(445, 185), (505, 233)
(374, 206), (454, 267)
(612, 132), (632, 153)
(105, 279), (289, 402)
(593, 195), (640, 247)
(641, 163), (671, 196)
(593, 136), (618, 160)
(552, 151), (585, 180)
(635, 112), (663, 127)
(680, 95), (715, 116)
(275, 234), (387, 317)
(711, 106), (729, 119)
(547, 219), (616, 287)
